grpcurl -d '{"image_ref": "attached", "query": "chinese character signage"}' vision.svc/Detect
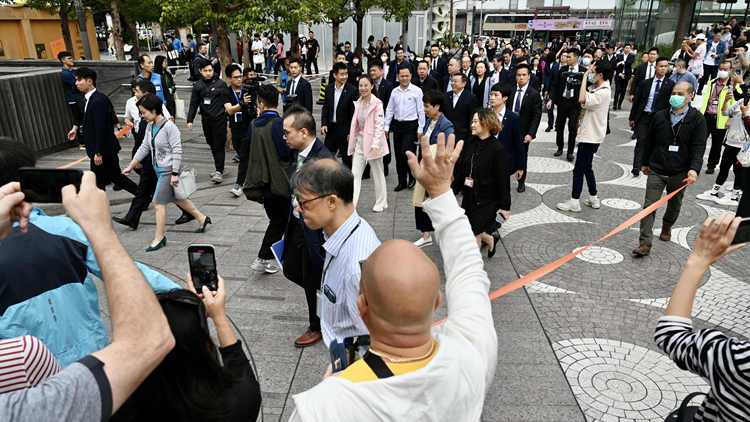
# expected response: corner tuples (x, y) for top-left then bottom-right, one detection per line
(531, 19), (614, 31)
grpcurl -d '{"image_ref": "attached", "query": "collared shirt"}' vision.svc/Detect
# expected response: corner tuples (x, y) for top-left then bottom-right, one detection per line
(669, 107), (689, 126)
(289, 75), (302, 95)
(645, 62), (655, 79)
(332, 83), (344, 123)
(291, 140), (316, 219)
(453, 88), (463, 107)
(320, 211), (380, 345)
(513, 84), (526, 113)
(496, 106), (506, 122)
(564, 65), (579, 98)
(84, 88), (96, 114)
(125, 96), (171, 134)
(490, 68), (502, 85)
(707, 78), (728, 115)
(645, 76), (665, 112)
(384, 83), (425, 133)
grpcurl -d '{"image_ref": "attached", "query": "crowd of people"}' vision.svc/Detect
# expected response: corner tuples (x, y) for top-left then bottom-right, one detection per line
(6, 25), (747, 421)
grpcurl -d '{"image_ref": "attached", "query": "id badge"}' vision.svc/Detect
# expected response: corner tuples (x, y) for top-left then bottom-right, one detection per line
(155, 85), (162, 92)
(669, 145), (679, 152)
(203, 98), (211, 105)
(712, 100), (719, 106)
(235, 112), (243, 123)
(464, 177), (474, 188)
(316, 290), (323, 318)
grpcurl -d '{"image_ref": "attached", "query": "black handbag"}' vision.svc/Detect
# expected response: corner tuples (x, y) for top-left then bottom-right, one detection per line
(664, 392), (706, 422)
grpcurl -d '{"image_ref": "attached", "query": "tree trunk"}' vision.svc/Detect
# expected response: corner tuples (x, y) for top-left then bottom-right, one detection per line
(58, 0), (75, 54)
(214, 16), (233, 81)
(290, 18), (300, 58)
(332, 21), (340, 57)
(109, 0), (125, 60)
(127, 21), (140, 61)
(354, 14), (364, 56)
(242, 27), (250, 68)
(673, 0), (695, 50)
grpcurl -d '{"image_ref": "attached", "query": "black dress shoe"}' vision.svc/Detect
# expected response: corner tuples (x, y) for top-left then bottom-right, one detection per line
(554, 150), (563, 157)
(112, 216), (138, 230)
(362, 173), (371, 179)
(113, 185), (123, 191)
(545, 126), (553, 132)
(705, 167), (715, 174)
(408, 179), (416, 189)
(175, 213), (195, 225)
(567, 153), (574, 162)
(394, 183), (406, 192)
(517, 181), (526, 193)
(384, 168), (389, 177)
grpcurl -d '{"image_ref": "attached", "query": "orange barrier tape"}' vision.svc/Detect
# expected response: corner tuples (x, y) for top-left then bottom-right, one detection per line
(57, 126), (132, 169)
(433, 178), (694, 327)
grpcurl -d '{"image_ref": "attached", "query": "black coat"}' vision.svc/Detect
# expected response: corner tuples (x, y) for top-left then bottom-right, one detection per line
(508, 85), (543, 139)
(375, 78), (394, 113)
(291, 77), (314, 114)
(643, 107), (707, 175)
(321, 82), (359, 138)
(549, 64), (584, 106)
(442, 74), (454, 92)
(443, 89), (479, 143)
(630, 62), (654, 95)
(629, 77), (675, 124)
(76, 91), (121, 158)
(411, 75), (439, 93)
(430, 56), (449, 82)
(187, 76), (228, 123)
(451, 135), (511, 210)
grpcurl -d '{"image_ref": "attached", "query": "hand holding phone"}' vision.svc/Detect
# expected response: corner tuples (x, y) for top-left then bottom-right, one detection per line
(188, 244), (218, 291)
(19, 168), (83, 203)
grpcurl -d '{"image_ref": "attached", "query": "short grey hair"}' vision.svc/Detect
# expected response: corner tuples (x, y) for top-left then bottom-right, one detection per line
(290, 158), (354, 204)
(675, 59), (688, 69)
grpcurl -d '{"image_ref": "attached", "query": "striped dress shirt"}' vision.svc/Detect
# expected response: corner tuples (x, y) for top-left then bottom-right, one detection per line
(0, 335), (61, 393)
(655, 316), (750, 421)
(320, 211), (380, 346)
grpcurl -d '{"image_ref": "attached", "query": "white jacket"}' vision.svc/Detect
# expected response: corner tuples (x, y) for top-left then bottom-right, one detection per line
(289, 191), (498, 422)
(577, 80), (611, 145)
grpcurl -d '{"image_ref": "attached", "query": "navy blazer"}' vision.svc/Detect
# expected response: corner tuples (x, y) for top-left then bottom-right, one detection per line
(321, 82), (359, 138)
(424, 113), (455, 145)
(543, 62), (561, 94)
(431, 57), (448, 81)
(496, 109), (526, 174)
(293, 77), (314, 114)
(79, 91), (121, 158)
(615, 54), (635, 80)
(284, 138), (333, 272)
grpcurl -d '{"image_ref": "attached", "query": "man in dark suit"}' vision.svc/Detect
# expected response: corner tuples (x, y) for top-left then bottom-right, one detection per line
(602, 45), (617, 82)
(386, 46), (414, 85)
(629, 47), (659, 101)
(543, 51), (565, 132)
(424, 55), (441, 80)
(501, 49), (517, 84)
(429, 44), (448, 82)
(321, 62), (359, 169)
(515, 58), (540, 91)
(281, 106), (333, 347)
(285, 57), (313, 113)
(629, 56), (674, 177)
(508, 64), (543, 192)
(67, 67), (136, 194)
(443, 73), (479, 144)
(548, 49), (583, 161)
(412, 60), (439, 93)
(366, 61), (394, 178)
(490, 54), (512, 89)
(490, 82), (526, 183)
(443, 57), (461, 92)
(613, 45), (634, 109)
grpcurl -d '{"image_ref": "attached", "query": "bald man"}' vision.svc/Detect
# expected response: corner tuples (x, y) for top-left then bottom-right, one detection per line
(289, 134), (497, 421)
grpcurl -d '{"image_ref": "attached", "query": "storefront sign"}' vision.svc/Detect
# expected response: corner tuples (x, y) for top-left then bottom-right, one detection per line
(531, 18), (614, 31)
(515, 24), (528, 29)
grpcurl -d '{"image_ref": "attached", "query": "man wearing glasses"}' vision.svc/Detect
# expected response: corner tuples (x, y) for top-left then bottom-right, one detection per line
(59, 51), (84, 150)
(222, 64), (253, 197)
(281, 106), (333, 347)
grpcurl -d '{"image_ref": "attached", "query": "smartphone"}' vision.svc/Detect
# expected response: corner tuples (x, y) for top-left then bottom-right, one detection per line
(732, 217), (750, 245)
(495, 213), (506, 224)
(330, 335), (370, 373)
(18, 168), (83, 203)
(187, 244), (218, 291)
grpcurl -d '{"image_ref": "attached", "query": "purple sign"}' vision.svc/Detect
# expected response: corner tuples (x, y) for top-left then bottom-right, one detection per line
(531, 19), (614, 31)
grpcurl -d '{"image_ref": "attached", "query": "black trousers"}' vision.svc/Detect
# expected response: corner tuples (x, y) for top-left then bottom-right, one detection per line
(231, 127), (249, 185)
(555, 98), (579, 155)
(705, 114), (725, 170)
(68, 103), (82, 144)
(91, 154), (137, 194)
(258, 196), (289, 260)
(391, 119), (418, 186)
(614, 76), (628, 107)
(306, 56), (319, 75)
(203, 119), (227, 173)
(518, 142), (531, 183)
(324, 123), (352, 169)
(736, 167), (750, 218)
(633, 113), (654, 169)
(283, 216), (321, 332)
(698, 64), (719, 94)
(546, 98), (555, 128)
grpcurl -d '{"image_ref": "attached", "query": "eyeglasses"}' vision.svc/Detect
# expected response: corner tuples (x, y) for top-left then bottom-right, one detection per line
(283, 128), (300, 136)
(230, 75), (243, 80)
(297, 194), (331, 210)
(156, 289), (207, 330)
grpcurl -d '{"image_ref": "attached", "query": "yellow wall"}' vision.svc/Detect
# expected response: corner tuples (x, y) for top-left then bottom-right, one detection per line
(0, 6), (100, 60)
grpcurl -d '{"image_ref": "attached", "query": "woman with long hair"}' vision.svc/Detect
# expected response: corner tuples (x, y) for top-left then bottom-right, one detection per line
(122, 94), (210, 251)
(451, 108), (510, 258)
(111, 276), (261, 422)
(471, 60), (491, 108)
(531, 57), (543, 81)
(154, 55), (176, 117)
(348, 76), (389, 212)
(274, 33), (286, 74)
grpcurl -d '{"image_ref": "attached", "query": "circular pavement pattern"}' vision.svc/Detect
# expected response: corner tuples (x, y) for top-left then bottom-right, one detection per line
(553, 338), (708, 421)
(526, 156), (575, 173)
(573, 246), (624, 264)
(601, 198), (642, 210)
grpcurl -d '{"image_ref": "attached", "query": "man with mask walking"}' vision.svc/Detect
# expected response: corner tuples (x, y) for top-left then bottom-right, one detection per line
(699, 60), (738, 174)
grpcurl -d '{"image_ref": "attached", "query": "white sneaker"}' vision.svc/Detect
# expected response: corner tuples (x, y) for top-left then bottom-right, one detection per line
(251, 258), (279, 274)
(230, 184), (243, 197)
(413, 236), (433, 248)
(209, 171), (217, 179)
(696, 190), (720, 201)
(583, 198), (601, 209)
(372, 205), (388, 212)
(715, 195), (739, 206)
(557, 200), (581, 212)
(212, 172), (224, 183)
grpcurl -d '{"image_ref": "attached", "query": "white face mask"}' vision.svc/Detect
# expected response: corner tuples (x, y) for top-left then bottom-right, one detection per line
(353, 59), (359, 65)
(717, 70), (730, 79)
(382, 56), (388, 61)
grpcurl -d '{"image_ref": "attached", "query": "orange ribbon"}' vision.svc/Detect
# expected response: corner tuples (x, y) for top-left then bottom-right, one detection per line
(57, 126), (132, 169)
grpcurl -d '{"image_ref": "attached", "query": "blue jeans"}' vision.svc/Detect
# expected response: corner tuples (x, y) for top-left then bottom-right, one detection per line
(265, 56), (275, 74)
(572, 143), (599, 199)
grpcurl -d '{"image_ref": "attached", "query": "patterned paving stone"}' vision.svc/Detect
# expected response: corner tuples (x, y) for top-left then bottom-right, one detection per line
(601, 198), (641, 210)
(573, 246), (624, 265)
(527, 156), (576, 173)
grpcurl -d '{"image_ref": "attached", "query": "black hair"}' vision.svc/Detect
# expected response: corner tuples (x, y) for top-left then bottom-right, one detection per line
(284, 105), (316, 134)
(394, 46), (404, 53)
(136, 80), (156, 94)
(345, 41), (351, 46)
(453, 72), (468, 84)
(243, 67), (254, 77)
(431, 44), (440, 50)
(491, 81), (512, 98)
(0, 137), (36, 185)
(335, 50), (347, 60)
(493, 53), (504, 62)
(422, 89), (444, 111)
(568, 48), (581, 57)
(655, 56), (670, 66)
(111, 291), (238, 422)
(649, 47), (660, 54)
(288, 57), (302, 66)
(515, 63), (530, 74)
(417, 59), (430, 68)
(153, 56), (167, 75)
(186, 34), (193, 40)
(136, 93), (163, 116)
(256, 84), (279, 108)
(592, 60), (614, 80)
(290, 157), (354, 204)
(254, 33), (260, 38)
(397, 63), (413, 75)
(369, 60), (384, 71)
(58, 51), (73, 61)
(502, 48), (512, 56)
(225, 64), (242, 77)
(75, 67), (97, 86)
(137, 54), (150, 67)
(332, 62), (348, 74)
(130, 77), (143, 90)
(198, 59), (212, 70)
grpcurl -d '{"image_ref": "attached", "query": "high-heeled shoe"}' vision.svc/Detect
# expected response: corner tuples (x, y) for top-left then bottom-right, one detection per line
(488, 234), (500, 258)
(146, 237), (167, 252)
(194, 216), (212, 233)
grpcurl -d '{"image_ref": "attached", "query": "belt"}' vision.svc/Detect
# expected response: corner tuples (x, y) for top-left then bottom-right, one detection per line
(394, 119), (417, 124)
(645, 111), (656, 116)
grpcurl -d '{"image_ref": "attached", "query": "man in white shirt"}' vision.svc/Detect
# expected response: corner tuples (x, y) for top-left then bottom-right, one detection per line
(124, 79), (172, 134)
(288, 136), (497, 422)
(251, 33), (264, 73)
(384, 64), (424, 191)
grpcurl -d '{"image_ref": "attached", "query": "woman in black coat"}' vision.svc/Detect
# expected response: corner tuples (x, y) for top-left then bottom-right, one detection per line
(347, 52), (363, 86)
(451, 108), (511, 258)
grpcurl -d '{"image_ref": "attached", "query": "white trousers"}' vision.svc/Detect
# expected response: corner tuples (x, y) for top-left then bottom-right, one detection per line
(351, 136), (387, 210)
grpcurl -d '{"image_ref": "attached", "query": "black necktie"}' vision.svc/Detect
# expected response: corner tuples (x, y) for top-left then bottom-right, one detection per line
(654, 79), (661, 97)
(289, 79), (295, 95)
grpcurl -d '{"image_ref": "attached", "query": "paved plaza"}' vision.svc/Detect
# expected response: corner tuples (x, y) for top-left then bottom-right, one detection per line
(35, 83), (750, 422)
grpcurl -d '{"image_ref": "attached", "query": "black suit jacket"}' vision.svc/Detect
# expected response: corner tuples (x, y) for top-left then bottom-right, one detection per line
(508, 85), (543, 139)
(503, 64), (517, 83)
(321, 82), (359, 138)
(76, 91), (121, 158)
(451, 135), (511, 209)
(528, 74), (540, 92)
(431, 56), (448, 81)
(443, 89), (479, 143)
(443, 74), (454, 92)
(549, 64), (583, 105)
(614, 54), (635, 80)
(411, 75), (439, 93)
(629, 77), (675, 124)
(630, 62), (654, 95)
(375, 79), (394, 113)
(293, 77), (314, 114)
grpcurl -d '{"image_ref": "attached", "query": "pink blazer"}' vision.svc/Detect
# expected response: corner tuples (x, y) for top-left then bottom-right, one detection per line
(348, 96), (389, 161)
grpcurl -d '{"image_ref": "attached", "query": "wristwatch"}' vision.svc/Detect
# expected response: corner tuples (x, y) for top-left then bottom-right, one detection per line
(95, 153), (102, 157)
(171, 171), (179, 176)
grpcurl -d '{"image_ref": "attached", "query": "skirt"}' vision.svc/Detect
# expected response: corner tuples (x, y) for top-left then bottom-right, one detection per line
(414, 206), (434, 233)
(462, 189), (500, 236)
(153, 165), (176, 205)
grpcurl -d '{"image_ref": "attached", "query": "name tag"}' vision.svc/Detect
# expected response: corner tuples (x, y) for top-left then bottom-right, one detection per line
(155, 85), (162, 92)
(203, 98), (211, 105)
(464, 177), (474, 188)
(669, 145), (679, 152)
(235, 112), (242, 123)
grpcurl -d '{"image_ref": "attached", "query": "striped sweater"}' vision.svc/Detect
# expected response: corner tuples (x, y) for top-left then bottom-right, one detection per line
(655, 316), (750, 421)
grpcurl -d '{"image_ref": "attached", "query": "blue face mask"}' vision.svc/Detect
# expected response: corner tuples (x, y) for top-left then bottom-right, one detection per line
(670, 95), (687, 109)
(582, 58), (591, 66)
(588, 73), (597, 84)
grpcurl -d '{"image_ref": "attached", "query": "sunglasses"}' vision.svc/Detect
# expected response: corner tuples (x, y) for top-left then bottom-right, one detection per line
(157, 289), (207, 330)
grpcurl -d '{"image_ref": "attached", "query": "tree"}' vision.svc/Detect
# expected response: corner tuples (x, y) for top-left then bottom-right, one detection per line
(108, 0), (126, 60)
(17, 0), (76, 53)
(320, 0), (353, 57)
(666, 0), (697, 50)
(349, 0), (429, 56)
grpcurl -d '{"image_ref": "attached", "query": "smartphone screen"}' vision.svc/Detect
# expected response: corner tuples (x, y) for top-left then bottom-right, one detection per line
(187, 244), (218, 291)
(732, 217), (750, 245)
(18, 168), (83, 203)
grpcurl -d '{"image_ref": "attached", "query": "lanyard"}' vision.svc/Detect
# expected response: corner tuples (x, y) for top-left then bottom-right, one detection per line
(203, 80), (214, 97)
(321, 220), (361, 288)
(233, 88), (242, 104)
(671, 120), (684, 145)
(149, 122), (166, 166)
